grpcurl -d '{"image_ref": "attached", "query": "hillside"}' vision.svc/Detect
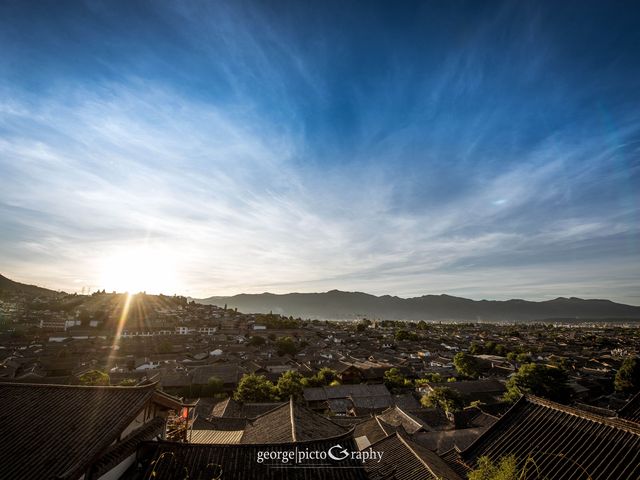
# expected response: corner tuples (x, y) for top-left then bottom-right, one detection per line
(0, 274), (59, 296)
(196, 290), (640, 322)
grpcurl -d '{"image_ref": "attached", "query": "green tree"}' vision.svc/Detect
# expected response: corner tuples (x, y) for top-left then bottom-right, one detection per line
(468, 455), (521, 480)
(233, 374), (278, 402)
(276, 336), (298, 356)
(277, 370), (305, 399)
(303, 367), (339, 387)
(417, 372), (443, 384)
(454, 352), (481, 379)
(395, 329), (418, 341)
(615, 356), (640, 395)
(469, 342), (484, 355)
(416, 320), (428, 330)
(420, 386), (465, 413)
(79, 370), (110, 386)
(504, 363), (571, 403)
(494, 344), (507, 356)
(118, 378), (137, 386)
(383, 368), (408, 390)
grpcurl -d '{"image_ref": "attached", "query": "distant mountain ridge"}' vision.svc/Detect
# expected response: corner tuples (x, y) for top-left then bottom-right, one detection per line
(196, 290), (640, 321)
(0, 274), (58, 296)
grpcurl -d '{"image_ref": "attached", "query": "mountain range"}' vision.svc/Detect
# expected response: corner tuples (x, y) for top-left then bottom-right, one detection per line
(2, 273), (639, 322)
(196, 290), (640, 322)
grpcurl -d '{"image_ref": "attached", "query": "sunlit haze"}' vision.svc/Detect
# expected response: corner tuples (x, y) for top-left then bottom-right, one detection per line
(0, 1), (639, 302)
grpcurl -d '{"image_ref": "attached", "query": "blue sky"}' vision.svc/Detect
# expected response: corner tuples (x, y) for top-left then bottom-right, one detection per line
(1, 0), (639, 302)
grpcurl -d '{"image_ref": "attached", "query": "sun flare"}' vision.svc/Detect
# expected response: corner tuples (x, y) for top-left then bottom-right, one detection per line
(98, 247), (180, 294)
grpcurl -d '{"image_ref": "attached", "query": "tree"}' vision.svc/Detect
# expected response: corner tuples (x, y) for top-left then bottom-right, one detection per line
(277, 370), (304, 399)
(247, 336), (266, 347)
(395, 329), (418, 342)
(504, 363), (571, 403)
(233, 374), (278, 402)
(79, 370), (110, 386)
(420, 387), (465, 413)
(302, 367), (339, 387)
(453, 352), (481, 379)
(615, 356), (640, 395)
(118, 378), (137, 386)
(417, 372), (443, 384)
(416, 320), (428, 330)
(275, 336), (298, 356)
(468, 455), (521, 480)
(383, 368), (409, 390)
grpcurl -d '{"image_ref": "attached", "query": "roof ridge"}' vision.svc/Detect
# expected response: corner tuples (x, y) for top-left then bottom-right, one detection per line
(395, 430), (463, 480)
(217, 396), (232, 416)
(525, 394), (640, 434)
(245, 401), (288, 421)
(145, 428), (358, 449)
(289, 397), (297, 442)
(461, 394), (640, 459)
(0, 381), (158, 390)
(617, 390), (640, 415)
(374, 414), (390, 436)
(459, 394), (529, 456)
(391, 405), (424, 429)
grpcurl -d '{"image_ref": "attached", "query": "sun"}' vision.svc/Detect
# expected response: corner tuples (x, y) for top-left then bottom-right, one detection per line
(98, 247), (180, 294)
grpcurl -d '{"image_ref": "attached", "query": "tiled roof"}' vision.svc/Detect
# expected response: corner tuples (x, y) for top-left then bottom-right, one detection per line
(618, 391), (640, 424)
(364, 431), (463, 480)
(0, 382), (158, 479)
(191, 364), (242, 385)
(452, 394), (640, 479)
(138, 433), (370, 479)
(353, 417), (389, 446)
(194, 415), (248, 430)
(211, 396), (286, 418)
(304, 384), (391, 402)
(241, 398), (348, 443)
(404, 408), (451, 429)
(392, 393), (421, 410)
(349, 394), (394, 411)
(440, 379), (505, 396)
(211, 396), (236, 416)
(412, 427), (488, 454)
(189, 429), (244, 444)
(375, 405), (427, 434)
(90, 416), (166, 477)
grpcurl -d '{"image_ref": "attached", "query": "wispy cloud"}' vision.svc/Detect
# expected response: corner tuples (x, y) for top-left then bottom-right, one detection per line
(0, 1), (638, 302)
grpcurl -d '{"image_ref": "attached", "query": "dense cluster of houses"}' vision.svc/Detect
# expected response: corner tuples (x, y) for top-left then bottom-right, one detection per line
(0, 379), (638, 479)
(1, 290), (639, 478)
